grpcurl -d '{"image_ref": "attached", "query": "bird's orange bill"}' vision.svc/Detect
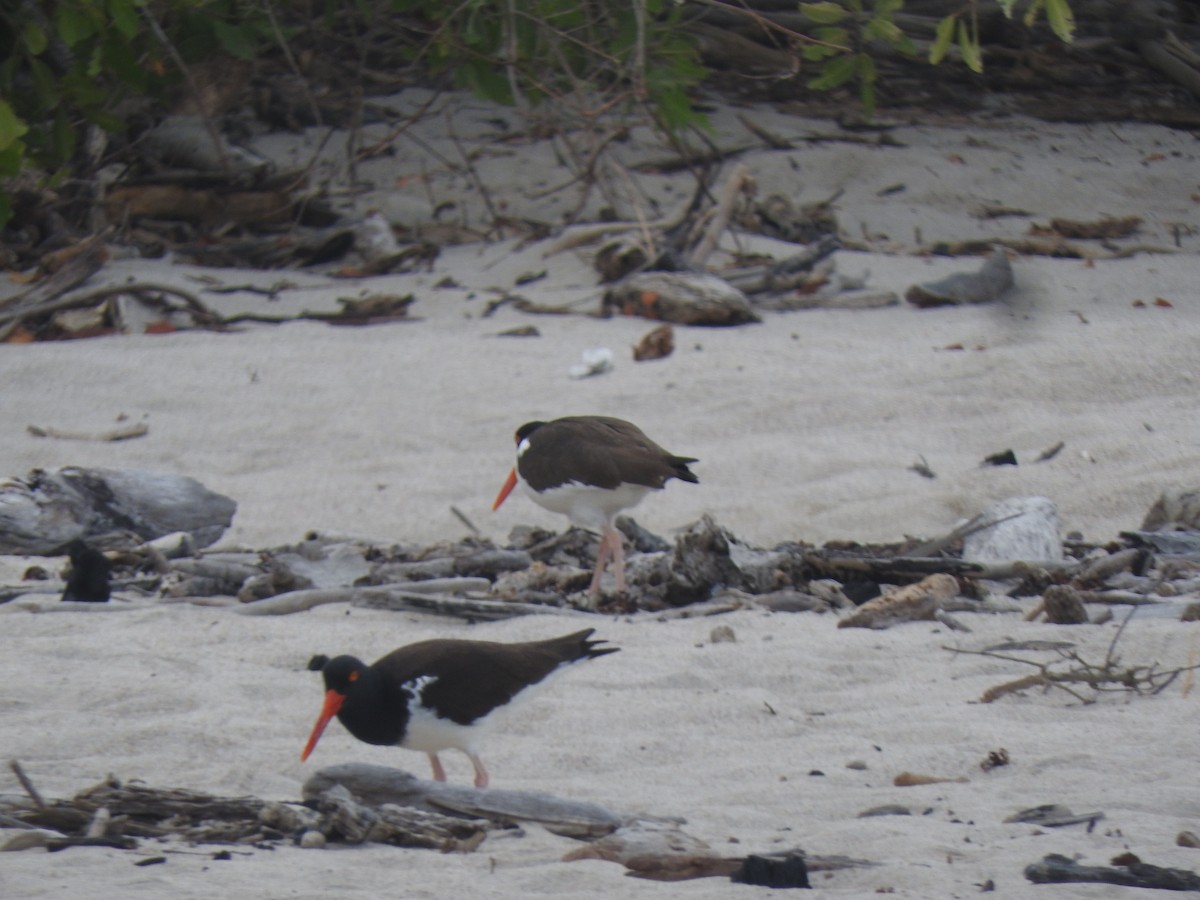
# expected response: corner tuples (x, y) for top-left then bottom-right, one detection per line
(301, 690), (346, 761)
(492, 468), (518, 511)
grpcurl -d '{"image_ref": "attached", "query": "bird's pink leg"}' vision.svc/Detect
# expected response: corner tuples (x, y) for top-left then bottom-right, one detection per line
(610, 527), (627, 594)
(590, 528), (615, 594)
(468, 753), (490, 789)
(590, 525), (627, 595)
(428, 753), (447, 782)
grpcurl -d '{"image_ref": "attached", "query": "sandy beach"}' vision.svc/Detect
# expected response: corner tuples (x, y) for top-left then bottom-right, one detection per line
(3, 90), (1200, 896)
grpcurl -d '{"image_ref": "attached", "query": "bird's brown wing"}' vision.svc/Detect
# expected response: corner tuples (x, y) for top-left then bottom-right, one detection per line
(524, 416), (698, 491)
(373, 631), (616, 725)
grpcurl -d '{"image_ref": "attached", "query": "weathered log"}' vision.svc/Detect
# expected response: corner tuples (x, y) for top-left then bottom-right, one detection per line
(236, 584), (560, 618)
(0, 467), (237, 554)
(302, 763), (622, 838)
(1025, 853), (1200, 890)
(602, 272), (761, 326)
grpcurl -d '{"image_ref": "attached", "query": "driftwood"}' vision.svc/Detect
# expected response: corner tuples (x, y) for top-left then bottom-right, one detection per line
(0, 229), (112, 341)
(1005, 804), (1105, 828)
(837, 573), (961, 629)
(602, 271), (760, 326)
(302, 764), (622, 838)
(1025, 853), (1200, 890)
(722, 234), (841, 296)
(27, 421), (149, 442)
(0, 466), (236, 555)
(234, 584), (567, 619)
(563, 819), (871, 883)
(0, 772), (485, 852)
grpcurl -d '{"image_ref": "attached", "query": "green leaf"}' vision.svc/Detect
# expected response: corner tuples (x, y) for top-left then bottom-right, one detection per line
(56, 5), (97, 47)
(1043, 0), (1076, 43)
(814, 26), (850, 48)
(801, 2), (850, 25)
(0, 100), (29, 152)
(863, 16), (903, 44)
(211, 20), (259, 60)
(996, 0), (1019, 16)
(957, 19), (983, 73)
(930, 15), (955, 65)
(807, 53), (858, 90)
(1023, 0), (1043, 29)
(107, 0), (141, 39)
(22, 21), (48, 56)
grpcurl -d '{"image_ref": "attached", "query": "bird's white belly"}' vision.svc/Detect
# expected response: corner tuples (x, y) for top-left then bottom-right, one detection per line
(400, 703), (493, 755)
(520, 479), (652, 531)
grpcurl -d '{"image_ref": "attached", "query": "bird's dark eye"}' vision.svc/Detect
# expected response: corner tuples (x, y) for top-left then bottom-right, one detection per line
(348, 670), (359, 682)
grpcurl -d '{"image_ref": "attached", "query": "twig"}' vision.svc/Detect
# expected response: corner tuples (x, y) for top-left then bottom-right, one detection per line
(450, 506), (481, 537)
(688, 163), (752, 268)
(10, 760), (46, 811)
(947, 632), (1200, 704)
(27, 422), (149, 442)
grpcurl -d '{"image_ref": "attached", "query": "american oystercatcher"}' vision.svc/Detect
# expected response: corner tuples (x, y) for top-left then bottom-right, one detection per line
(492, 416), (698, 594)
(301, 628), (617, 788)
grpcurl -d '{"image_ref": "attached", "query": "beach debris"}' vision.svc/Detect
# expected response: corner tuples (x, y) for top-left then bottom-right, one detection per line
(980, 749), (1010, 772)
(304, 763), (621, 838)
(562, 816), (869, 884)
(1177, 831), (1200, 848)
(0, 770), (484, 854)
(1006, 804), (1104, 828)
(909, 455), (936, 479)
(905, 251), (1014, 308)
(60, 539), (111, 603)
(893, 771), (968, 786)
(1040, 585), (1089, 624)
(1141, 487), (1200, 532)
(602, 272), (760, 326)
(709, 624), (737, 643)
(981, 448), (1018, 466)
(951, 614), (1200, 704)
(0, 466), (237, 555)
(568, 346), (614, 379)
(1035, 440), (1066, 462)
(742, 191), (840, 245)
(858, 804), (912, 817)
(1032, 215), (1142, 240)
(633, 323), (675, 361)
(730, 854), (811, 888)
(1024, 853), (1200, 890)
(27, 419), (148, 442)
(837, 573), (960, 630)
(495, 325), (540, 337)
(961, 497), (1063, 563)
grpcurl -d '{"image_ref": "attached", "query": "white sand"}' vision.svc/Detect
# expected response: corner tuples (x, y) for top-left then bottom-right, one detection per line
(3, 94), (1200, 896)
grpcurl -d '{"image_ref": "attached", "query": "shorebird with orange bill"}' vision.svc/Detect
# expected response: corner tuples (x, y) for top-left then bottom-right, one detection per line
(492, 416), (698, 594)
(301, 629), (617, 788)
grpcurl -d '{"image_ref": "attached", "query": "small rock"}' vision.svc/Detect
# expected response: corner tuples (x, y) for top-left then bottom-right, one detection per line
(710, 624), (736, 644)
(299, 829), (327, 849)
